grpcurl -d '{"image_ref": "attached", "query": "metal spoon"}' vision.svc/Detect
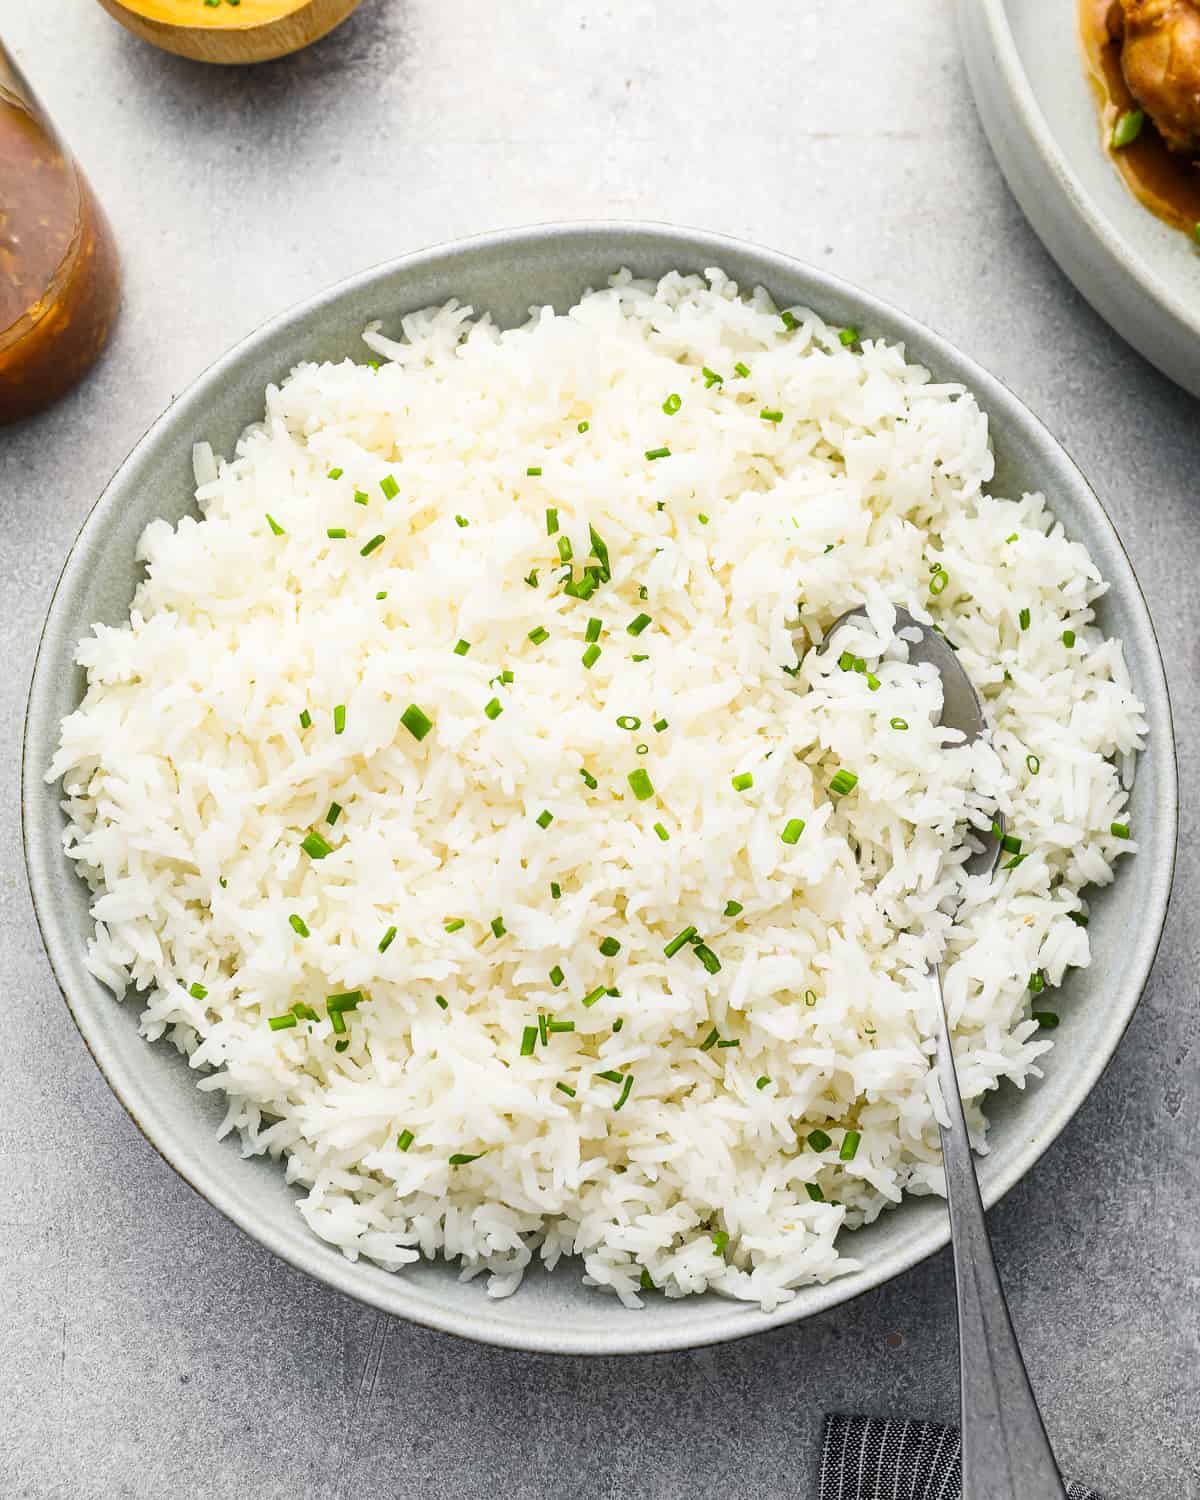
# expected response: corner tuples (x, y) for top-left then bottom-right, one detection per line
(819, 607), (1067, 1499)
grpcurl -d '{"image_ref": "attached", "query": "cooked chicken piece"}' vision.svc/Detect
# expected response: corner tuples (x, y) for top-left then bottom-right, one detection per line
(1113, 0), (1200, 153)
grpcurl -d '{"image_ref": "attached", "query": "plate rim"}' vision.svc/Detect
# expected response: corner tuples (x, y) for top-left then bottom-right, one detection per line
(21, 219), (1179, 1355)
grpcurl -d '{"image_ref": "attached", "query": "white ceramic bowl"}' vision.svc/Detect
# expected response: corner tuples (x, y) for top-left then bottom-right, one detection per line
(22, 222), (1178, 1354)
(959, 0), (1200, 398)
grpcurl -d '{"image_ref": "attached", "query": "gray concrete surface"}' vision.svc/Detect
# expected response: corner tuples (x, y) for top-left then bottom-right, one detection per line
(1, 3), (1196, 1496)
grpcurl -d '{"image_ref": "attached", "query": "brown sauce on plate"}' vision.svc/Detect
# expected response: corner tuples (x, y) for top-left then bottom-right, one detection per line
(1078, 0), (1200, 234)
(0, 77), (120, 423)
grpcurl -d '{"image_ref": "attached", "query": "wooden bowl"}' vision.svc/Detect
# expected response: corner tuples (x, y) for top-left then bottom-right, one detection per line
(96, 0), (364, 64)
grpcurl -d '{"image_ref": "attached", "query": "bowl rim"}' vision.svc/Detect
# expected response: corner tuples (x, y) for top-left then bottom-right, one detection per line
(22, 219), (1179, 1355)
(962, 0), (1200, 385)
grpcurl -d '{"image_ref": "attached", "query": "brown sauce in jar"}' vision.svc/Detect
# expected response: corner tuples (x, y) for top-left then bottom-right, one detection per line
(1078, 0), (1200, 235)
(0, 85), (120, 423)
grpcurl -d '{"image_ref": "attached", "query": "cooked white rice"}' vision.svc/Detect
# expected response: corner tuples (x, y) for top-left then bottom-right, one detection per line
(49, 269), (1144, 1310)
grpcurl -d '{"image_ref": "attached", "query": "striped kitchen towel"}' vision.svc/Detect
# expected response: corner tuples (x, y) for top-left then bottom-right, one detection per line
(820, 1415), (1102, 1500)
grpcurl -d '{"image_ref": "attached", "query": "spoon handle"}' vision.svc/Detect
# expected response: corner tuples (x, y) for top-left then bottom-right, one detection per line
(933, 968), (1067, 1500)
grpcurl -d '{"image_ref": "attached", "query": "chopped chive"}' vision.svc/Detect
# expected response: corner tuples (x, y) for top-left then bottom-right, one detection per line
(377, 474), (399, 499)
(327, 467), (344, 480)
(665, 926), (697, 958)
(1069, 910), (1089, 928)
(536, 809), (554, 829)
(453, 638), (471, 656)
(444, 918), (465, 933)
(556, 535), (573, 564)
(731, 772), (754, 792)
(653, 822), (670, 841)
(289, 914), (310, 938)
(930, 568), (948, 595)
(549, 965), (564, 987)
(649, 720), (668, 736)
(376, 591), (388, 601)
(781, 818), (806, 844)
(760, 409), (784, 423)
(699, 1026), (720, 1052)
(711, 1230), (730, 1256)
(378, 925), (397, 953)
(328, 1006), (347, 1034)
(353, 490), (369, 506)
(1033, 1011), (1060, 1029)
(1026, 753), (1041, 775)
(616, 714), (641, 731)
(723, 900), (743, 917)
(401, 704), (433, 741)
(1111, 107), (1144, 148)
(490, 916), (506, 939)
(326, 801), (342, 825)
(577, 420), (590, 433)
(528, 626), (550, 645)
(266, 513), (285, 536)
(1062, 629), (1076, 648)
(188, 982), (208, 1000)
(781, 309), (799, 331)
(890, 717), (909, 731)
(586, 618), (603, 643)
(587, 525), (611, 579)
(808, 1128), (832, 1151)
(694, 944), (722, 975)
(455, 515), (469, 528)
(520, 1025), (538, 1056)
(598, 935), (621, 958)
(579, 768), (598, 790)
(733, 361), (750, 378)
(582, 644), (601, 670)
(484, 697), (503, 720)
(524, 569), (539, 588)
(550, 881), (562, 899)
(829, 769), (857, 796)
(333, 704), (346, 735)
(613, 1074), (634, 1110)
(627, 768), (654, 800)
(631, 654), (649, 662)
(1003, 854), (1028, 870)
(527, 466), (543, 477)
(838, 651), (856, 672)
(702, 366), (724, 387)
(547, 1019), (574, 1034)
(1029, 970), (1045, 994)
(662, 393), (682, 415)
(326, 991), (363, 1011)
(435, 994), (449, 1009)
(597, 1069), (623, 1084)
(269, 1014), (297, 1031)
(1019, 607), (1031, 631)
(327, 527), (348, 540)
(556, 1081), (577, 1097)
(839, 1130), (861, 1161)
(838, 327), (860, 347)
(449, 1153), (484, 1166)
(397, 1129), (414, 1151)
(291, 1002), (318, 1022)
(302, 831), (332, 859)
(805, 1182), (825, 1202)
(360, 534), (386, 556)
(626, 616), (654, 644)
(805, 989), (817, 1007)
(645, 447), (671, 461)
(546, 508), (559, 535)
(636, 742), (649, 754)
(582, 985), (607, 1008)
(716, 1037), (738, 1048)
(611, 1017), (624, 1032)
(997, 830), (1022, 855)
(1006, 531), (1019, 543)
(756, 1076), (770, 1090)
(639, 1268), (654, 1290)
(1111, 821), (1130, 839)
(299, 709), (312, 729)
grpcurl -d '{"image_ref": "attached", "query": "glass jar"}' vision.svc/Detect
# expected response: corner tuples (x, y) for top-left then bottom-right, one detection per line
(0, 41), (120, 423)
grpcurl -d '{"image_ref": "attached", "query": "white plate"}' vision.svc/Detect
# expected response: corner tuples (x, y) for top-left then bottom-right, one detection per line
(959, 0), (1200, 397)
